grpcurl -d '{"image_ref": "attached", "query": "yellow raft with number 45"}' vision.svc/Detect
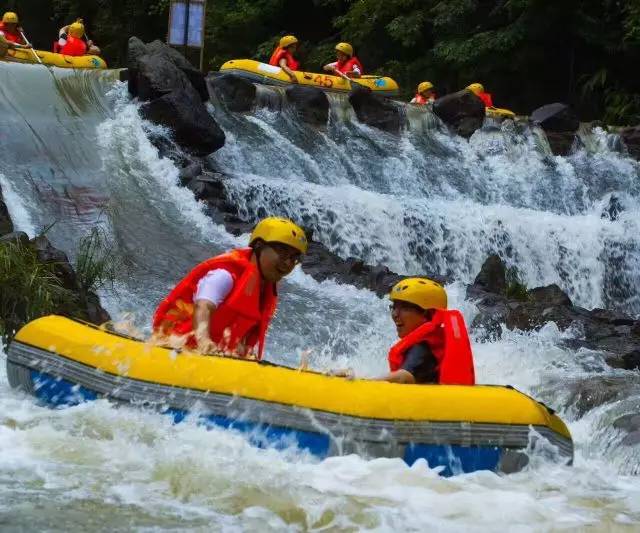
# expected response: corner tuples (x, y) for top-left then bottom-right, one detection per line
(7, 315), (573, 476)
(1, 46), (107, 69)
(220, 59), (399, 96)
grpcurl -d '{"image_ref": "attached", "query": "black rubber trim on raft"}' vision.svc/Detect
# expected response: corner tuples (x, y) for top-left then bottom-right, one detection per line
(7, 341), (573, 460)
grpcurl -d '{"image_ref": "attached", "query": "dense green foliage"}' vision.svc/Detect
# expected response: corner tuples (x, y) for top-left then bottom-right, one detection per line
(0, 230), (118, 342)
(2, 0), (638, 122)
(0, 239), (73, 341)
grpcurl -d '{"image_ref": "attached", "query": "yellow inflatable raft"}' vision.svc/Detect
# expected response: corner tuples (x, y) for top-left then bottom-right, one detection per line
(220, 59), (399, 96)
(1, 47), (107, 69)
(7, 316), (573, 475)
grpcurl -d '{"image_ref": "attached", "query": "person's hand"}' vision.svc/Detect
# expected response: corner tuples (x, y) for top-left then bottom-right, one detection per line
(23, 43), (32, 49)
(288, 73), (298, 83)
(196, 338), (219, 355)
(327, 368), (355, 380)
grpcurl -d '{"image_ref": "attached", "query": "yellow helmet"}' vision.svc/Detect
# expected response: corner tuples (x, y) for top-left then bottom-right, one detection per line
(466, 83), (485, 95)
(418, 81), (434, 94)
(389, 278), (447, 310)
(279, 35), (298, 49)
(250, 217), (308, 254)
(69, 21), (85, 38)
(2, 12), (19, 24)
(335, 42), (353, 57)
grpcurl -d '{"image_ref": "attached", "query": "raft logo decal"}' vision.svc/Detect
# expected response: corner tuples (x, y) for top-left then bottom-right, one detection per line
(374, 79), (386, 88)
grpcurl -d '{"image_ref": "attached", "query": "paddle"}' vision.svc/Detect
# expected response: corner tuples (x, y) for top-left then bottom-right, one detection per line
(19, 30), (42, 65)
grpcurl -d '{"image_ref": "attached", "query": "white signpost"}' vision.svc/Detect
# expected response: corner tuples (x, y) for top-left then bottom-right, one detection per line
(168, 0), (206, 70)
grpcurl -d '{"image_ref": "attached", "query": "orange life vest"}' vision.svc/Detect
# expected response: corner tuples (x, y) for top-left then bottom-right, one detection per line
(0, 23), (22, 44)
(60, 35), (87, 56)
(335, 56), (363, 75)
(413, 93), (436, 105)
(478, 91), (494, 108)
(152, 248), (278, 359)
(268, 47), (300, 71)
(387, 309), (475, 385)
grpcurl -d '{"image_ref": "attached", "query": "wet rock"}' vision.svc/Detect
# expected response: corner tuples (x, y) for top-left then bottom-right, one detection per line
(613, 414), (640, 433)
(468, 254), (640, 361)
(622, 431), (640, 446)
(85, 291), (112, 325)
(530, 103), (579, 132)
(136, 54), (192, 102)
(179, 162), (203, 185)
(601, 195), (623, 221)
(565, 376), (640, 416)
(207, 73), (256, 112)
(285, 86), (329, 126)
(620, 125), (640, 160)
(544, 131), (577, 156)
(141, 85), (225, 157)
(472, 254), (506, 295)
(0, 232), (29, 246)
(433, 89), (485, 138)
(128, 37), (208, 103)
(125, 36), (148, 97)
(348, 85), (402, 133)
(606, 350), (640, 371)
(530, 103), (579, 156)
(0, 199), (13, 236)
(31, 235), (78, 291)
(145, 40), (208, 102)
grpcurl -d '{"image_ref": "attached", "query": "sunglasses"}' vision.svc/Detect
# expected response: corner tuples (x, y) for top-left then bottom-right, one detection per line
(269, 243), (302, 265)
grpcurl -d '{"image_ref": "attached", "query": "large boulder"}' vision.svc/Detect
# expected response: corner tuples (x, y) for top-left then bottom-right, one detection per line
(136, 54), (192, 102)
(285, 86), (329, 126)
(348, 85), (402, 133)
(145, 40), (208, 102)
(127, 37), (208, 102)
(126, 36), (148, 97)
(207, 73), (257, 112)
(530, 103), (579, 156)
(472, 254), (506, 295)
(530, 103), (579, 132)
(141, 85), (226, 157)
(433, 89), (486, 138)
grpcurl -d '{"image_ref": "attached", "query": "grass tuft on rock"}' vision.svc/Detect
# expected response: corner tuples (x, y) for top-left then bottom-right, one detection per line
(505, 266), (529, 301)
(0, 239), (75, 341)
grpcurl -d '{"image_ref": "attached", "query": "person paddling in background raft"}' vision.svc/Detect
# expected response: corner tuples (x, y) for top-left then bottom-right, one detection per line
(153, 217), (308, 359)
(269, 35), (300, 84)
(411, 81), (437, 105)
(57, 19), (100, 56)
(323, 42), (363, 78)
(0, 12), (31, 48)
(374, 278), (475, 384)
(466, 83), (494, 108)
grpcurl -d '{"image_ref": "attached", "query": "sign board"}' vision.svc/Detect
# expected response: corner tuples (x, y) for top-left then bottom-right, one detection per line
(168, 0), (205, 48)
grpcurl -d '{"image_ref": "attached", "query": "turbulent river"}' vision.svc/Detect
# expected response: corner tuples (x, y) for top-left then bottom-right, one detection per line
(0, 61), (639, 531)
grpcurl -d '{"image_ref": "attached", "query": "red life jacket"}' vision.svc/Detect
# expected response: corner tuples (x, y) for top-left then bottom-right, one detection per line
(61, 35), (87, 56)
(268, 47), (300, 71)
(387, 309), (475, 385)
(0, 23), (22, 44)
(478, 91), (494, 108)
(413, 93), (436, 105)
(152, 248), (278, 359)
(335, 56), (363, 75)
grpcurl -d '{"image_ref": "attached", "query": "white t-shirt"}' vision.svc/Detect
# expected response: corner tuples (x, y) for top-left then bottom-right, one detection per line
(194, 269), (234, 306)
